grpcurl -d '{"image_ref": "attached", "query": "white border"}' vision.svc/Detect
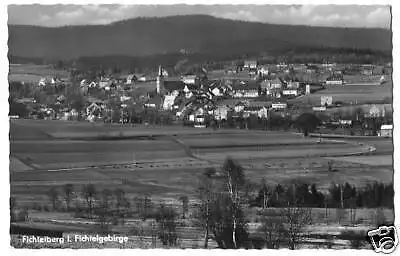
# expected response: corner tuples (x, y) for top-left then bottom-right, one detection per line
(2, 1), (397, 256)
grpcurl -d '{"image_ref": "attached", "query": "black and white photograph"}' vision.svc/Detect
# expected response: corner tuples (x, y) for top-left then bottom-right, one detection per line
(7, 2), (396, 251)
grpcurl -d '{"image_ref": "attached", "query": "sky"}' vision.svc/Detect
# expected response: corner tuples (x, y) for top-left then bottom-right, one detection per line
(7, 4), (391, 29)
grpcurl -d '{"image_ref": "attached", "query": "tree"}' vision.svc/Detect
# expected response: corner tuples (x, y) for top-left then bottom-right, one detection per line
(221, 157), (247, 249)
(82, 184), (97, 218)
(101, 189), (113, 211)
(197, 168), (217, 248)
(114, 188), (126, 216)
(155, 204), (179, 247)
(46, 187), (59, 211)
(260, 214), (285, 249)
(295, 113), (320, 136)
(209, 192), (248, 249)
(280, 202), (312, 250)
(62, 184), (74, 211)
(179, 195), (189, 219)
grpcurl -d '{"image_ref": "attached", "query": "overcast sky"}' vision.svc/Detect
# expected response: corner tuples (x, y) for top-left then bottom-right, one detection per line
(8, 5), (391, 29)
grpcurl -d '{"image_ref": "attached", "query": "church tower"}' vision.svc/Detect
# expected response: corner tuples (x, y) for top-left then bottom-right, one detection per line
(156, 65), (164, 95)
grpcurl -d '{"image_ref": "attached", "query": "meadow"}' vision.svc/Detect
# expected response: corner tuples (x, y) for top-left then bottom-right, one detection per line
(8, 64), (70, 83)
(292, 80), (392, 105)
(9, 119), (394, 249)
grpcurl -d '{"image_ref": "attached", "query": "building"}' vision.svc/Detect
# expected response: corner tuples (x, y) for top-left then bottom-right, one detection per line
(282, 89), (299, 97)
(213, 105), (230, 120)
(379, 124), (393, 137)
(326, 74), (344, 85)
(271, 102), (287, 110)
(321, 96), (333, 107)
(244, 60), (258, 69)
(232, 80), (259, 98)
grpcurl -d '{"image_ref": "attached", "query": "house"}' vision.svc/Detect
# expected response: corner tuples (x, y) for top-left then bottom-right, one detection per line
(99, 78), (112, 88)
(287, 81), (300, 89)
(182, 75), (197, 85)
(244, 60), (258, 69)
(271, 102), (287, 110)
(379, 124), (393, 137)
(258, 66), (269, 76)
(234, 101), (248, 113)
(326, 74), (344, 85)
(144, 94), (163, 109)
(126, 74), (137, 84)
(321, 96), (333, 107)
(365, 105), (386, 118)
(86, 102), (102, 118)
(213, 105), (230, 120)
(282, 89), (299, 97)
(163, 95), (177, 110)
(232, 80), (259, 98)
(183, 84), (195, 99)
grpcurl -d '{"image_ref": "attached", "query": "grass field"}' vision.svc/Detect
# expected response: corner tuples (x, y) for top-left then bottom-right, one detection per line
(292, 81), (392, 105)
(8, 64), (69, 83)
(9, 119), (394, 249)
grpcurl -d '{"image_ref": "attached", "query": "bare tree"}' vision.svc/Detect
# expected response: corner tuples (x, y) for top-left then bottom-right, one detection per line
(62, 184), (74, 211)
(46, 187), (59, 211)
(259, 213), (285, 249)
(82, 184), (97, 219)
(197, 167), (217, 248)
(155, 203), (179, 247)
(259, 178), (271, 209)
(221, 157), (246, 249)
(101, 189), (112, 210)
(179, 195), (189, 219)
(280, 202), (312, 250)
(114, 188), (125, 216)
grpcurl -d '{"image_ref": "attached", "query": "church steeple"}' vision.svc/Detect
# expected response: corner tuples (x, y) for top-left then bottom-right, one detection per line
(157, 65), (164, 94)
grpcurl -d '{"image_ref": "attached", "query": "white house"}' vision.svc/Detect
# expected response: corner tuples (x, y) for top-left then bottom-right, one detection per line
(282, 89), (299, 97)
(379, 124), (393, 137)
(244, 60), (258, 69)
(163, 95), (177, 110)
(182, 75), (197, 85)
(99, 78), (112, 88)
(183, 85), (194, 99)
(271, 103), (287, 110)
(214, 105), (229, 120)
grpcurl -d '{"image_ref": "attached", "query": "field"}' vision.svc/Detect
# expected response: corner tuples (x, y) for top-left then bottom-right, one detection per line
(292, 80), (392, 105)
(9, 119), (394, 248)
(8, 64), (69, 83)
(10, 119), (393, 200)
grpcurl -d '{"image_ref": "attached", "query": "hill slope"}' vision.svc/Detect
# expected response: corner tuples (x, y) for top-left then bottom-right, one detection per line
(8, 15), (391, 59)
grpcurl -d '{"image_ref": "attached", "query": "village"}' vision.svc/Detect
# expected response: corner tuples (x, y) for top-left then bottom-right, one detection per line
(9, 60), (393, 137)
